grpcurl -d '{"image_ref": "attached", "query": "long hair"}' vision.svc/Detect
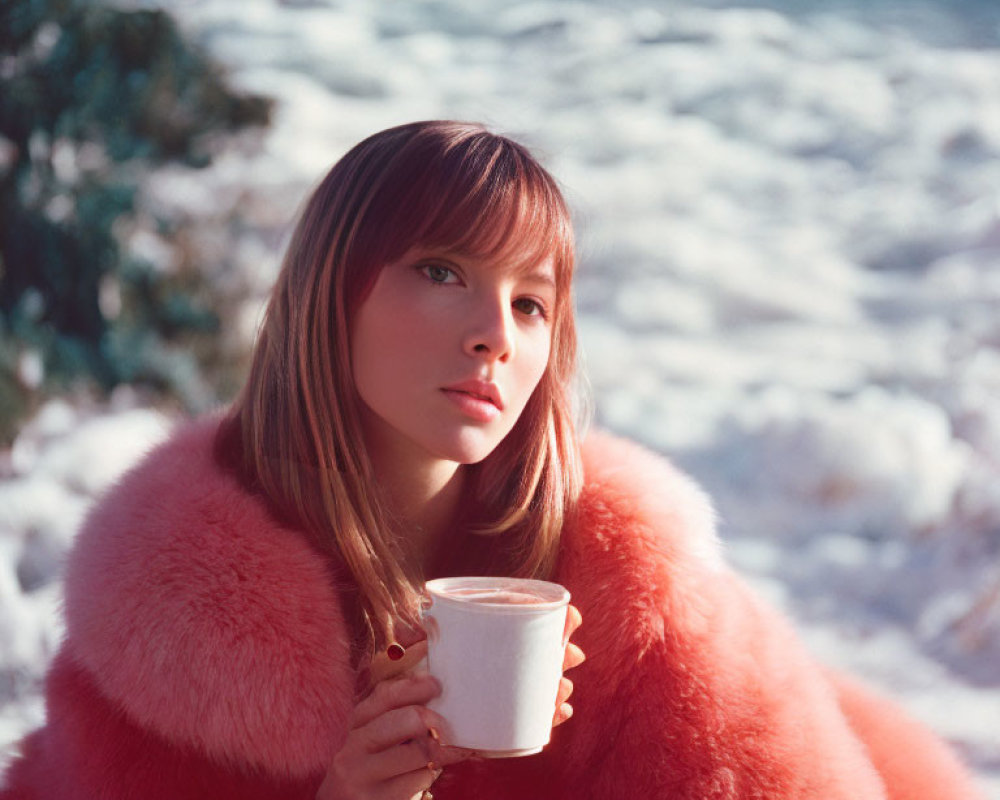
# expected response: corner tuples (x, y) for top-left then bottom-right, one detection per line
(220, 121), (584, 652)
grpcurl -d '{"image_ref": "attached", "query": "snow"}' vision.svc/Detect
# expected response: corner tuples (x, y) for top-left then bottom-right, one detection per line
(2, 0), (998, 793)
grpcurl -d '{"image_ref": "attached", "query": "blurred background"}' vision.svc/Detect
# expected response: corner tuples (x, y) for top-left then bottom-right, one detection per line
(1, 0), (998, 793)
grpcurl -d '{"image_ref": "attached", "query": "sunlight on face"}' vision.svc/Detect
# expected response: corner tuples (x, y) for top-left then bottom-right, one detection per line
(351, 248), (556, 471)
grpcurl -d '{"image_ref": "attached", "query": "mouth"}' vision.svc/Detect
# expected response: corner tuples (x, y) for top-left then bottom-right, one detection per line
(441, 381), (504, 422)
(448, 389), (499, 408)
(442, 381), (504, 410)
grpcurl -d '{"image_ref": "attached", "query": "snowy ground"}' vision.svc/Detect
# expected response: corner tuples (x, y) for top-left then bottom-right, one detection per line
(2, 0), (999, 794)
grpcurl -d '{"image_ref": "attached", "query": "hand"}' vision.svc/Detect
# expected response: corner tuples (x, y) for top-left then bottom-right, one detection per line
(317, 641), (474, 800)
(554, 604), (585, 727)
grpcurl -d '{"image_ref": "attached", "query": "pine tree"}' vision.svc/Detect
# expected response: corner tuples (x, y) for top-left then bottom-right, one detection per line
(0, 0), (271, 442)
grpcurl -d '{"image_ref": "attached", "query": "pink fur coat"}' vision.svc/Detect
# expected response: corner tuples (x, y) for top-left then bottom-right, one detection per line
(1, 418), (984, 799)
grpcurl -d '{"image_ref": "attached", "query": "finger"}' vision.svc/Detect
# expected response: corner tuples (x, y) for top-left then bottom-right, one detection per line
(562, 642), (586, 672)
(555, 676), (573, 709)
(365, 734), (476, 784)
(370, 640), (430, 685)
(553, 702), (574, 728)
(358, 704), (450, 754)
(361, 736), (435, 784)
(378, 763), (442, 800)
(562, 604), (582, 645)
(434, 744), (479, 767)
(353, 673), (439, 730)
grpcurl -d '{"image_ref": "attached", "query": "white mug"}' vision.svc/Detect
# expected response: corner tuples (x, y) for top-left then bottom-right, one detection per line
(423, 576), (570, 757)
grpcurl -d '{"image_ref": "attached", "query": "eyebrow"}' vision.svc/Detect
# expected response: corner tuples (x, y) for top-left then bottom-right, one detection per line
(518, 271), (557, 291)
(510, 254), (557, 288)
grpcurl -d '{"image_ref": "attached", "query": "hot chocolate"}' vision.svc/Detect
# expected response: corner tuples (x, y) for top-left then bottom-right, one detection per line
(440, 587), (547, 606)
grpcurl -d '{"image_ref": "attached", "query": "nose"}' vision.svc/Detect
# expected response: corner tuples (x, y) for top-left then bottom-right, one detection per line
(463, 297), (514, 363)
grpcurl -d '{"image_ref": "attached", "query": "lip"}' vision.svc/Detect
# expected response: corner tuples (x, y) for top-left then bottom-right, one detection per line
(441, 380), (504, 423)
(441, 380), (505, 411)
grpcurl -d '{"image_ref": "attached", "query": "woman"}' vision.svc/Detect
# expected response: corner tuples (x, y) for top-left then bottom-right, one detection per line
(1, 121), (985, 799)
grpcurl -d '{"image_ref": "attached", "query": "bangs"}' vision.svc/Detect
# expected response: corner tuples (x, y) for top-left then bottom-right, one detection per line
(354, 125), (574, 285)
(414, 142), (572, 274)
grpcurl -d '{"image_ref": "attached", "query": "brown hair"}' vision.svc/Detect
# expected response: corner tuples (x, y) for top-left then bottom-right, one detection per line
(221, 121), (583, 651)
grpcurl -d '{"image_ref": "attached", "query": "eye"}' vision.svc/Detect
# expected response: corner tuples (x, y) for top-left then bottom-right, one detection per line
(421, 263), (460, 285)
(513, 297), (549, 320)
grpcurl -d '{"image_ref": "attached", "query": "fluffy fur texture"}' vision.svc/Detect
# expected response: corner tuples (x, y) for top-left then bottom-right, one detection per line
(1, 420), (985, 799)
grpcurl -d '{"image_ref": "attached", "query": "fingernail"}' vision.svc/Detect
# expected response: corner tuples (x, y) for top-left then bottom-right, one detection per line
(428, 726), (441, 742)
(387, 643), (405, 661)
(426, 761), (438, 772)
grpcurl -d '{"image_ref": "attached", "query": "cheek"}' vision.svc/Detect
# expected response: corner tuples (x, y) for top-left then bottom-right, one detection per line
(352, 285), (429, 379)
(520, 334), (552, 395)
(354, 321), (428, 408)
(351, 308), (401, 404)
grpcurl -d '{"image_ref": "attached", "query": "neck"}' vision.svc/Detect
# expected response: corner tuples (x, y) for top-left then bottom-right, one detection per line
(394, 462), (467, 570)
(365, 440), (467, 577)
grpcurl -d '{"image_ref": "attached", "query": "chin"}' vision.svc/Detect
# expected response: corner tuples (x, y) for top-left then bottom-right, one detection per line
(432, 428), (509, 466)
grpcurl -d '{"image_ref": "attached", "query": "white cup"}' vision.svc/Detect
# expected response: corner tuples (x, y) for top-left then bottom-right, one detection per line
(422, 576), (570, 757)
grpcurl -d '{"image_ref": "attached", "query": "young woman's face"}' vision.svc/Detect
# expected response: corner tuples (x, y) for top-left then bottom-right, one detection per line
(351, 247), (556, 469)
